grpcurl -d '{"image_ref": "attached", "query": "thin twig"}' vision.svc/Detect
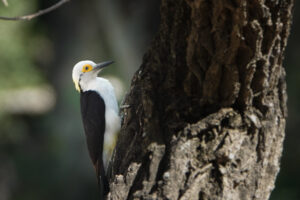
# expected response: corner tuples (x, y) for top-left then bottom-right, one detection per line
(2, 0), (8, 7)
(0, 0), (70, 21)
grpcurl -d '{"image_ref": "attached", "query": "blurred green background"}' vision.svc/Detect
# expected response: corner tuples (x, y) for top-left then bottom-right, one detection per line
(0, 1), (298, 199)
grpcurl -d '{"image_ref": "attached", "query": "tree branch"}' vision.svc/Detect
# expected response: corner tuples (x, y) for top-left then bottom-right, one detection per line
(0, 0), (70, 21)
(1, 0), (8, 7)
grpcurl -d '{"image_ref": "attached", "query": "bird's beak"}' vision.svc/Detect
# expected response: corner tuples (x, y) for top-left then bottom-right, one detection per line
(93, 61), (114, 72)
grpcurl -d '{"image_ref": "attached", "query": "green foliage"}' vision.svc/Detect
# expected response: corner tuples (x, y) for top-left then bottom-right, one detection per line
(0, 0), (45, 90)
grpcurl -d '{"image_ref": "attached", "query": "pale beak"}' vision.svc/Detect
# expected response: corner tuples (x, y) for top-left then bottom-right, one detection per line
(93, 61), (114, 72)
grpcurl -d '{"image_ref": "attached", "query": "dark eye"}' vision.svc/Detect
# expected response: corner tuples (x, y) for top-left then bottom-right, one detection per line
(85, 66), (89, 70)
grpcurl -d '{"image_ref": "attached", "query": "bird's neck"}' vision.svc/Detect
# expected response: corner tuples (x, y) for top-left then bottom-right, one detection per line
(80, 77), (106, 94)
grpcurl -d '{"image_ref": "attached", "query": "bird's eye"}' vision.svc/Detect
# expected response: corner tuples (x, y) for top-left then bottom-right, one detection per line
(82, 64), (92, 72)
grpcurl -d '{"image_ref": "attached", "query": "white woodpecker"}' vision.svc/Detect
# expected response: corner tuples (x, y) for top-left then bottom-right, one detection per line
(72, 60), (121, 196)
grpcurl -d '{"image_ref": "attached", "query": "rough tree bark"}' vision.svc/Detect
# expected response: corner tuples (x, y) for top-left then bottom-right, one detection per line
(108, 1), (293, 200)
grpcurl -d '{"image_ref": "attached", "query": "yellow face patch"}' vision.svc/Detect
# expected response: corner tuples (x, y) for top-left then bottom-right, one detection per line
(74, 81), (81, 92)
(82, 64), (93, 72)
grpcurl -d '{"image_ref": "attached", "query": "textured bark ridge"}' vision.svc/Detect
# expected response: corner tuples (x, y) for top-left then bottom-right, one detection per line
(108, 1), (293, 199)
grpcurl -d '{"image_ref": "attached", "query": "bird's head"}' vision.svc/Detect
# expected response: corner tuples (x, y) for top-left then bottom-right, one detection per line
(72, 60), (113, 92)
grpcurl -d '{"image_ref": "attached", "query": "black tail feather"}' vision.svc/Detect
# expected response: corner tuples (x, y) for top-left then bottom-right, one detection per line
(95, 160), (109, 198)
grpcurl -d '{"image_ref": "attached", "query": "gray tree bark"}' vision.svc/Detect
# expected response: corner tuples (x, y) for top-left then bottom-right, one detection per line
(107, 1), (293, 199)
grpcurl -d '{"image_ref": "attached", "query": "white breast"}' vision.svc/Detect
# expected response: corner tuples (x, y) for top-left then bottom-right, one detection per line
(84, 77), (121, 166)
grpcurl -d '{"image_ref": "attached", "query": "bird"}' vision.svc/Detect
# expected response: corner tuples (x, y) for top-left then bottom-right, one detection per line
(72, 60), (121, 196)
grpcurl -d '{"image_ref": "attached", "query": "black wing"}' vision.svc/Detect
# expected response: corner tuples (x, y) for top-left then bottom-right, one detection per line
(80, 90), (105, 164)
(80, 91), (108, 195)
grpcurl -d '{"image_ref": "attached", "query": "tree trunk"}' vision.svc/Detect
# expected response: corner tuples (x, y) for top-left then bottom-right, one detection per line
(108, 0), (293, 199)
